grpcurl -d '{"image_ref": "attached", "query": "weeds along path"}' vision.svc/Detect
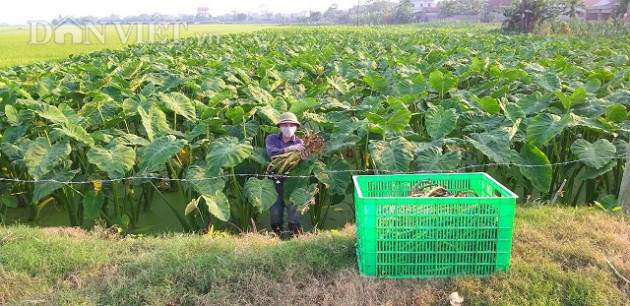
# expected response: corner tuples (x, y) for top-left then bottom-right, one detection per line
(0, 207), (628, 305)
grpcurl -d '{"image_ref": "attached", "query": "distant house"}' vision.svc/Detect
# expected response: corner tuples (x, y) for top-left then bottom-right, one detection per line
(486, 0), (513, 13)
(412, 0), (438, 14)
(422, 7), (442, 15)
(413, 0), (441, 21)
(485, 0), (628, 22)
(585, 0), (622, 21)
(197, 7), (210, 20)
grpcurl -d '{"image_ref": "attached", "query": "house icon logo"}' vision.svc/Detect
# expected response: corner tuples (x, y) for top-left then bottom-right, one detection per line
(52, 17), (85, 44)
(28, 17), (106, 45)
(27, 16), (193, 45)
(151, 13), (164, 22)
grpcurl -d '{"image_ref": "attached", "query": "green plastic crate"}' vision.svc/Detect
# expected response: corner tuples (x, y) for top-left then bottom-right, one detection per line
(353, 173), (517, 278)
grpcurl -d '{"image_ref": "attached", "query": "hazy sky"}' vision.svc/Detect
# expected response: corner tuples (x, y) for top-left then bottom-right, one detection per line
(0, 0), (363, 25)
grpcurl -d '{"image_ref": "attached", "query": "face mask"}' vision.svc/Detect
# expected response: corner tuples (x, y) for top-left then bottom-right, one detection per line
(280, 126), (297, 138)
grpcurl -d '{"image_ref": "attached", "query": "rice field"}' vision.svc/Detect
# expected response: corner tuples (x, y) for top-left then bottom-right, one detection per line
(0, 24), (272, 67)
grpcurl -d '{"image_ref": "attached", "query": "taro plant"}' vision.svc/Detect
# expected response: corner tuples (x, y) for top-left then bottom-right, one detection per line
(0, 26), (629, 232)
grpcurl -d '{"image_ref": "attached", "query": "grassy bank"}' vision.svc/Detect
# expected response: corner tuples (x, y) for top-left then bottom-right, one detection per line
(0, 24), (271, 68)
(1, 206), (629, 305)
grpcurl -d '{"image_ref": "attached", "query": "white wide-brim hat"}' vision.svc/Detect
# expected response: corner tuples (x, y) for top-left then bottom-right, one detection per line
(276, 112), (301, 127)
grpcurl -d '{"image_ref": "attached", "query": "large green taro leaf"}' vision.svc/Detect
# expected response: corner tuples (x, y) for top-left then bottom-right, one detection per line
(32, 169), (78, 203)
(425, 105), (458, 140)
(605, 104), (628, 123)
(54, 122), (94, 146)
(225, 106), (245, 125)
(138, 106), (170, 142)
(202, 191), (230, 222)
(533, 71), (561, 92)
(83, 190), (105, 218)
(325, 133), (361, 155)
(369, 138), (415, 172)
(394, 73), (426, 95)
(518, 144), (552, 192)
(429, 70), (458, 97)
(158, 92), (196, 120)
(571, 139), (616, 170)
(205, 136), (253, 176)
(289, 97), (317, 116)
(87, 144), (136, 179)
(186, 164), (227, 195)
(577, 161), (615, 180)
(527, 113), (570, 147)
(139, 135), (186, 171)
(474, 96), (501, 115)
(554, 87), (586, 111)
(363, 72), (387, 91)
(315, 157), (351, 196)
(248, 84), (274, 104)
(244, 177), (278, 214)
(466, 130), (517, 164)
(386, 108), (412, 132)
(18, 99), (68, 124)
(415, 147), (461, 171)
(24, 138), (71, 180)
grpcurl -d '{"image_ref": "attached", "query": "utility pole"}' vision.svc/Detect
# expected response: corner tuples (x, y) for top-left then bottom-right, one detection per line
(357, 0), (360, 26)
(618, 144), (630, 213)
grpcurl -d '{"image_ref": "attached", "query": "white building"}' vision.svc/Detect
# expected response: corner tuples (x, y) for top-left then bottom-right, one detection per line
(412, 0), (438, 13)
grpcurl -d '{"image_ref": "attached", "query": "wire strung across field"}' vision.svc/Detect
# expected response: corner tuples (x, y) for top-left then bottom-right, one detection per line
(0, 156), (625, 185)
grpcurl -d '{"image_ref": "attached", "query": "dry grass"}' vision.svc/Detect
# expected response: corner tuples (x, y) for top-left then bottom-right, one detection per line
(0, 206), (629, 305)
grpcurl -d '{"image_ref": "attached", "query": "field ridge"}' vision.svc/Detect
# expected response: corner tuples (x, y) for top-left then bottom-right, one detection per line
(1, 206), (628, 305)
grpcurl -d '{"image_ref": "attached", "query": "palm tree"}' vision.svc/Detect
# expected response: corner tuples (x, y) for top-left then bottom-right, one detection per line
(563, 0), (584, 18)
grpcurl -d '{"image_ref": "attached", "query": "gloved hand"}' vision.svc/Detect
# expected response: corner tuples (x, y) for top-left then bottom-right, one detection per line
(300, 150), (310, 160)
(286, 143), (305, 152)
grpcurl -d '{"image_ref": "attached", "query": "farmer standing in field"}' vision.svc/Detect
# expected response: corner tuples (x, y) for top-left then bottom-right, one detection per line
(265, 112), (308, 236)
